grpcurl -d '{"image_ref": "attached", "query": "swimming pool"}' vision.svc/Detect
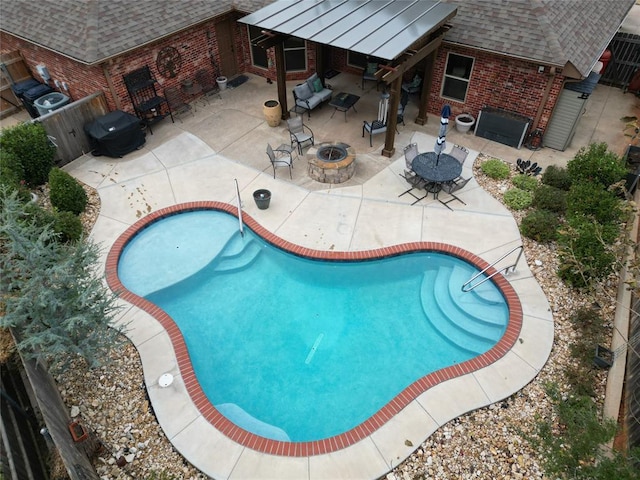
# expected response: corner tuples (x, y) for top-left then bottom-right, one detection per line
(107, 202), (522, 454)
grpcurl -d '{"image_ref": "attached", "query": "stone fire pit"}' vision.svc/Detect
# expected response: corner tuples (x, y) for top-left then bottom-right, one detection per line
(307, 142), (356, 184)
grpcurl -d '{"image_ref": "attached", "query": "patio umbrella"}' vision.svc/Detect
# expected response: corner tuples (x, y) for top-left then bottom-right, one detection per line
(435, 104), (451, 165)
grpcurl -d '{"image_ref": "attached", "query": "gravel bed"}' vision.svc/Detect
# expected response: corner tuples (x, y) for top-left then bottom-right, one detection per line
(53, 158), (615, 479)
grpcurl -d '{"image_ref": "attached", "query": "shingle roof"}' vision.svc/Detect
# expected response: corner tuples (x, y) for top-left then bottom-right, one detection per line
(442, 0), (635, 77)
(0, 0), (634, 76)
(0, 0), (261, 64)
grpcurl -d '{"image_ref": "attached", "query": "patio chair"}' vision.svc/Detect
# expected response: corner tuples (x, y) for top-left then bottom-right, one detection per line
(362, 61), (379, 90)
(398, 170), (429, 205)
(195, 68), (221, 100)
(449, 144), (469, 167)
(438, 177), (471, 210)
(164, 86), (193, 121)
(266, 143), (294, 179)
(287, 116), (314, 154)
(404, 142), (419, 170)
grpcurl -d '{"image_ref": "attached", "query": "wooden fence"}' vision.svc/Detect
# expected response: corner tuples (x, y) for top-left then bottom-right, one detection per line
(34, 92), (109, 166)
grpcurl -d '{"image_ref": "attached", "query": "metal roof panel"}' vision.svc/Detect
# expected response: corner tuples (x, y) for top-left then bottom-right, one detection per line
(239, 0), (456, 60)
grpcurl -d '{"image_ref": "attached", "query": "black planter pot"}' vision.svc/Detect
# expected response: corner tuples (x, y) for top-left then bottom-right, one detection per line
(253, 189), (271, 209)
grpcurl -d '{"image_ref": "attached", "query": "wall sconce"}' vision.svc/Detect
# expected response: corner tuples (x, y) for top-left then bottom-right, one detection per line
(537, 65), (545, 73)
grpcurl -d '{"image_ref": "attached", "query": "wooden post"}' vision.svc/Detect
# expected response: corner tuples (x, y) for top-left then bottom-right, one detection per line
(415, 50), (436, 125)
(382, 76), (403, 157)
(274, 42), (289, 119)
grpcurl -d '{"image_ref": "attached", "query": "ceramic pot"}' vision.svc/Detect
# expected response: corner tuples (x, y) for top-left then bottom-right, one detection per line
(263, 100), (281, 127)
(455, 113), (475, 133)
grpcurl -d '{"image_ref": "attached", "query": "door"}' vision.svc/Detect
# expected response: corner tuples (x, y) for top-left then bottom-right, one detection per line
(215, 18), (238, 78)
(543, 88), (589, 151)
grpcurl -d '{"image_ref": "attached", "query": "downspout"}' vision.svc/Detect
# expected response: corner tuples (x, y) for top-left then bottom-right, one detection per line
(531, 66), (557, 132)
(101, 62), (122, 111)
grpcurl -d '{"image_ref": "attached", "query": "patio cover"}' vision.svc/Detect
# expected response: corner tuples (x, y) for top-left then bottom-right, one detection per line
(239, 0), (457, 62)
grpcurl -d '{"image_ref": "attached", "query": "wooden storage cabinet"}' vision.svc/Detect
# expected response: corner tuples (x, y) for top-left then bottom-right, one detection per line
(123, 66), (173, 133)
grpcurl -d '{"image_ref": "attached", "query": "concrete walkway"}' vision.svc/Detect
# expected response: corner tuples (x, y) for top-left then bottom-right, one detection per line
(58, 72), (636, 479)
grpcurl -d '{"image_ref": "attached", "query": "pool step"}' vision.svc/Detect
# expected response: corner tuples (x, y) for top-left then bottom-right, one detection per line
(441, 266), (508, 328)
(213, 231), (262, 273)
(421, 270), (495, 355)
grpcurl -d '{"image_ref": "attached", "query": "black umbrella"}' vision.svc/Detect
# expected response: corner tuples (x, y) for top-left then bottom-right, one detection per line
(435, 104), (451, 165)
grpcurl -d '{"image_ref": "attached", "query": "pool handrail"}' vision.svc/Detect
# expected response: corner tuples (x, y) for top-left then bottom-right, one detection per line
(461, 245), (523, 292)
(234, 178), (244, 237)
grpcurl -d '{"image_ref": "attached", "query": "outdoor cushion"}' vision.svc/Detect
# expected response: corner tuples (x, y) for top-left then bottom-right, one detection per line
(306, 73), (320, 91)
(294, 83), (313, 100)
(298, 94), (322, 109)
(312, 77), (323, 92)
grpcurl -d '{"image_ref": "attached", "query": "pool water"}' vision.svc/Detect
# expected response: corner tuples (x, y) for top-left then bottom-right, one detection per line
(118, 210), (508, 442)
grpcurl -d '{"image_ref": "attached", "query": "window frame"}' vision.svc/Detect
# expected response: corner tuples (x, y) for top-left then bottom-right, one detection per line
(441, 52), (475, 103)
(283, 37), (307, 72)
(247, 25), (269, 69)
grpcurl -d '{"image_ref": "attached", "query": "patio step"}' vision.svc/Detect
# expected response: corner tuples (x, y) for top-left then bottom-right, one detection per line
(420, 269), (495, 356)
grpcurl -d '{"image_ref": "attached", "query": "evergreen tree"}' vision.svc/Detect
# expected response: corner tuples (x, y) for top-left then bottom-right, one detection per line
(0, 188), (125, 372)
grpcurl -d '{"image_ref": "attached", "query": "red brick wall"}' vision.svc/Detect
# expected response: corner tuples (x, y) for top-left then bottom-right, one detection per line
(431, 44), (564, 132)
(2, 25), (565, 133)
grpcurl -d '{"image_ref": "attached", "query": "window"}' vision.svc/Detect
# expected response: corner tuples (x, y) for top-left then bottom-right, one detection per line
(442, 53), (474, 102)
(284, 37), (306, 72)
(248, 25), (268, 69)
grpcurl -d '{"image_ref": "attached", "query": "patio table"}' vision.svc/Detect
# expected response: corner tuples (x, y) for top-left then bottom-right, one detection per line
(329, 92), (360, 122)
(411, 152), (462, 197)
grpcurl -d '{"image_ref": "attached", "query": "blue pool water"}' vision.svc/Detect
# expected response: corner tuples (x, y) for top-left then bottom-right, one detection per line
(118, 210), (508, 442)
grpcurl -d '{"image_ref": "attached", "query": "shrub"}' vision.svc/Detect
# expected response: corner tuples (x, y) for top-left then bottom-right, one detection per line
(533, 185), (567, 214)
(480, 158), (510, 179)
(22, 202), (57, 230)
(567, 181), (623, 225)
(541, 164), (572, 191)
(503, 187), (533, 210)
(512, 174), (539, 191)
(520, 210), (561, 242)
(53, 210), (83, 243)
(48, 168), (87, 215)
(0, 150), (30, 202)
(557, 215), (619, 288)
(0, 123), (55, 186)
(567, 142), (627, 188)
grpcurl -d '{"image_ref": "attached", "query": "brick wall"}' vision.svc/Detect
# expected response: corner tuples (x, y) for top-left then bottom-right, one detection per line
(2, 25), (565, 133)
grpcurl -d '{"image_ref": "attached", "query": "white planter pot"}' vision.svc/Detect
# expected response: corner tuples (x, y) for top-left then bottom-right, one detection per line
(216, 76), (227, 90)
(455, 114), (475, 133)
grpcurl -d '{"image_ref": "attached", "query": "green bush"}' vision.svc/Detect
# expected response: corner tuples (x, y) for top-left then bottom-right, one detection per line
(53, 210), (83, 243)
(22, 202), (57, 230)
(567, 142), (627, 188)
(520, 209), (561, 242)
(512, 173), (539, 191)
(541, 164), (572, 191)
(0, 150), (30, 202)
(567, 181), (623, 225)
(48, 168), (87, 215)
(503, 187), (533, 210)
(533, 185), (567, 214)
(557, 215), (619, 288)
(0, 123), (55, 186)
(481, 158), (510, 179)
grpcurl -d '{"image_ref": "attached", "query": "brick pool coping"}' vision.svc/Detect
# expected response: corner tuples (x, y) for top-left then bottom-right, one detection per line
(105, 201), (523, 457)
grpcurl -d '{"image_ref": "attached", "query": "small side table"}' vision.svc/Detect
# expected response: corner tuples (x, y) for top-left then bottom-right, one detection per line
(182, 81), (205, 109)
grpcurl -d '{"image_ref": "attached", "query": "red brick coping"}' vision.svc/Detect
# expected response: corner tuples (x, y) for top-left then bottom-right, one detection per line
(105, 202), (523, 457)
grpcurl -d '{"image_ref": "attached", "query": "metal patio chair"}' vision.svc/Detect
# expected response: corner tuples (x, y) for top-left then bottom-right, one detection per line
(404, 142), (419, 170)
(266, 143), (294, 179)
(287, 116), (314, 154)
(438, 177), (471, 210)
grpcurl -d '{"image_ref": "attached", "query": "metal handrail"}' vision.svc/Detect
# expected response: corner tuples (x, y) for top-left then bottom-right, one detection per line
(234, 178), (244, 237)
(461, 245), (524, 292)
